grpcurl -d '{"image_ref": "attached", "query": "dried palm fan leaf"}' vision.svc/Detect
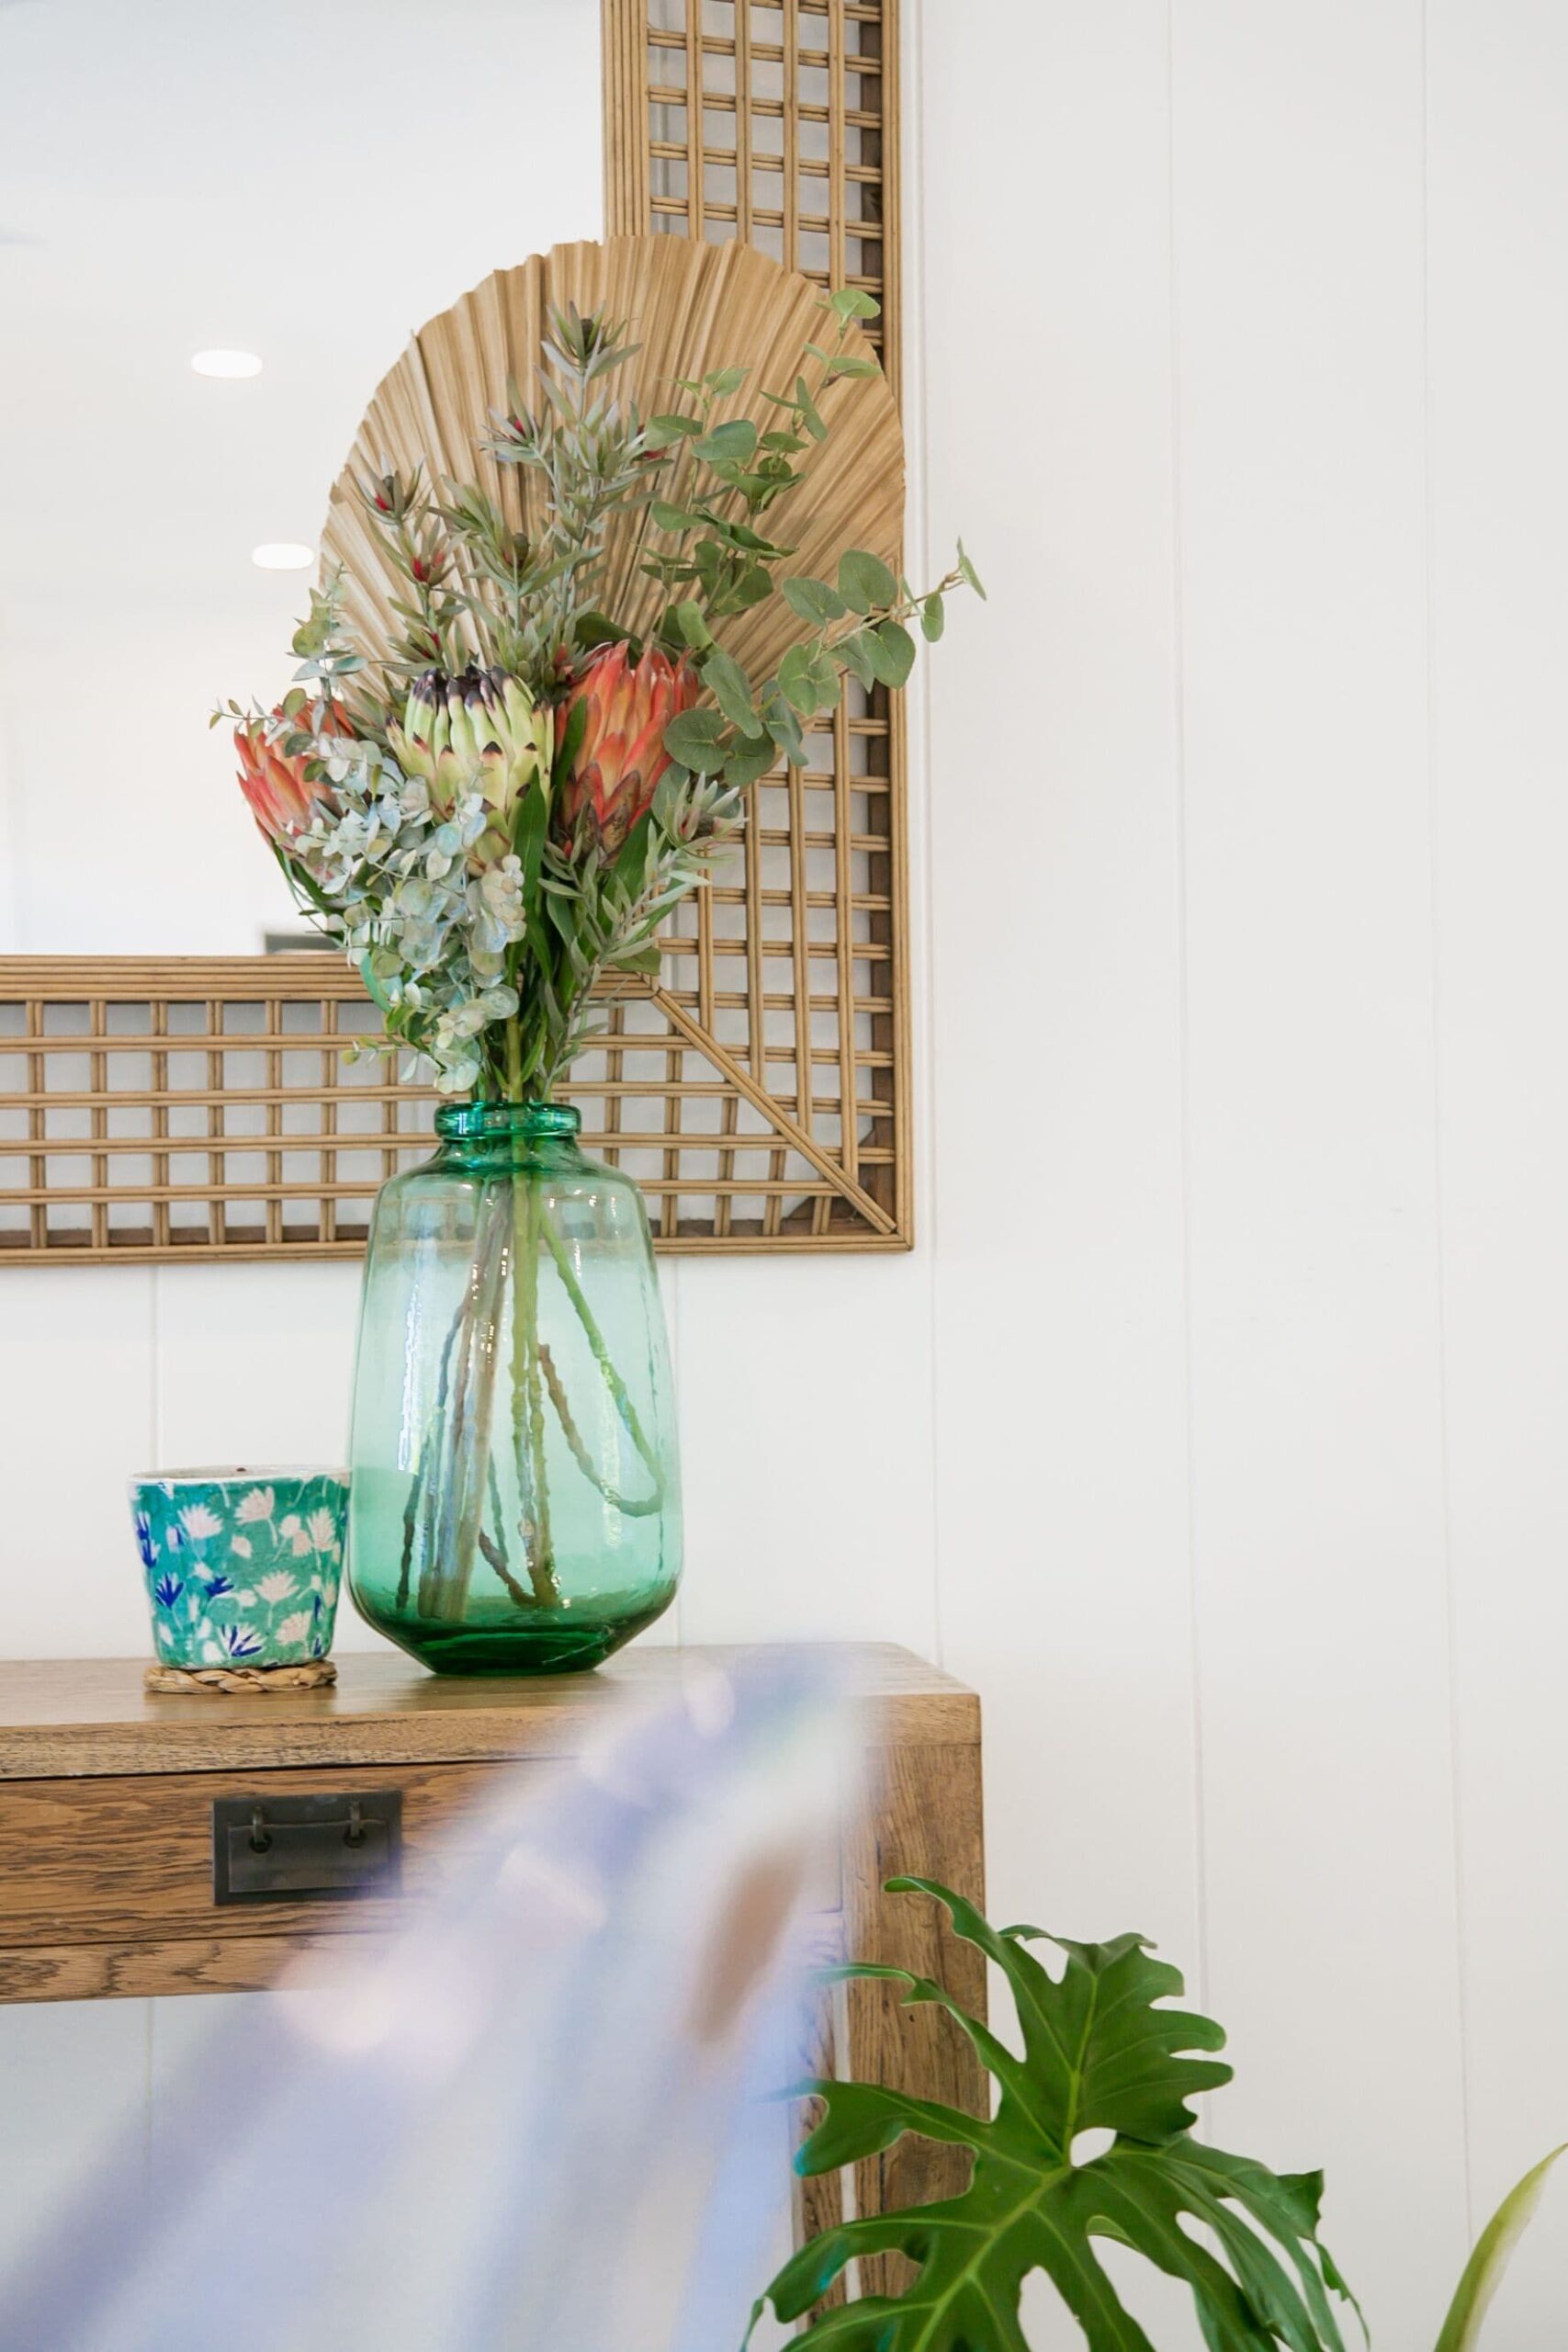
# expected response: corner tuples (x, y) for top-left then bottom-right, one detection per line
(321, 235), (904, 689)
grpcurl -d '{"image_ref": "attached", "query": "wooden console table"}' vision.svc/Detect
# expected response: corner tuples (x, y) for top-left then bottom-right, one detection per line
(0, 1644), (985, 2229)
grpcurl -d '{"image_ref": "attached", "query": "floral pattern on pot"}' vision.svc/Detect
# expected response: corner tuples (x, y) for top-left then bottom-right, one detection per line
(128, 1470), (349, 1669)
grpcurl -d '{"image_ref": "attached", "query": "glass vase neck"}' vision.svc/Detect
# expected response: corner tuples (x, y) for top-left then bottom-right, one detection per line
(434, 1100), (582, 1154)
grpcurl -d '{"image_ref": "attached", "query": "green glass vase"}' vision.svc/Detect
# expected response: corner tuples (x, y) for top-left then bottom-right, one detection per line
(346, 1102), (681, 1674)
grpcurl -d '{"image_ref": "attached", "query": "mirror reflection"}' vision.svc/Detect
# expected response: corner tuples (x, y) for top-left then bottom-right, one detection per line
(0, 0), (602, 954)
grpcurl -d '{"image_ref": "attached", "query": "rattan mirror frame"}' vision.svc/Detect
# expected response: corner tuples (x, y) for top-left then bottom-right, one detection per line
(0, 0), (910, 1265)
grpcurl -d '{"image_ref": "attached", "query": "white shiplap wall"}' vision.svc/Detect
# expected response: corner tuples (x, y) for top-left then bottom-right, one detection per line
(920, 0), (1567, 2339)
(2, 1), (1567, 2341)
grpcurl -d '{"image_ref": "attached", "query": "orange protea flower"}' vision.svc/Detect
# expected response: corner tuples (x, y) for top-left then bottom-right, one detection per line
(554, 641), (700, 857)
(235, 701), (351, 844)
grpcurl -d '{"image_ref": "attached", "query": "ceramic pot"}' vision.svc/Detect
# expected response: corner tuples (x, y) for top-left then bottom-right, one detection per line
(129, 1466), (348, 1669)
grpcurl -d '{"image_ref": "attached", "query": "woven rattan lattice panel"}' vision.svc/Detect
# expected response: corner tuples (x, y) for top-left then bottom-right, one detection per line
(1, 0), (909, 1267)
(0, 953), (897, 1261)
(603, 0), (912, 1241)
(604, 0), (901, 393)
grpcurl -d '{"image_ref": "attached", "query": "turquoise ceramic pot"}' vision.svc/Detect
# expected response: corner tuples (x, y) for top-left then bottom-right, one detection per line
(129, 1467), (348, 1669)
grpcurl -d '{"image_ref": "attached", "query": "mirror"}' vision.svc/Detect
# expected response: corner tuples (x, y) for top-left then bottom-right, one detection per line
(0, 0), (603, 955)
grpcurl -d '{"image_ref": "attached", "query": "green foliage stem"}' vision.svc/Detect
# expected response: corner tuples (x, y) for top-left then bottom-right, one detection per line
(1432, 2146), (1566, 2352)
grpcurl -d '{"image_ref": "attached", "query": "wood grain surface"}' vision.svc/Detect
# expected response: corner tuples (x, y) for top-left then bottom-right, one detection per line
(0, 1931), (384, 2005)
(0, 1638), (987, 2282)
(0, 1645), (979, 1780)
(844, 1740), (988, 2294)
(0, 1647), (979, 2014)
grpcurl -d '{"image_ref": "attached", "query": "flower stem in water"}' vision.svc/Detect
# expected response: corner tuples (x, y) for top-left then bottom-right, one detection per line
(513, 1169), (561, 1606)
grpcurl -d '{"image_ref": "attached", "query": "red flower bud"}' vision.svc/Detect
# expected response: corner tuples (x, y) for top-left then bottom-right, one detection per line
(234, 702), (351, 845)
(554, 642), (700, 858)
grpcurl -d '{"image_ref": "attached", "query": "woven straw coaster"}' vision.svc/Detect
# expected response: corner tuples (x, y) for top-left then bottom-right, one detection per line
(143, 1660), (338, 1697)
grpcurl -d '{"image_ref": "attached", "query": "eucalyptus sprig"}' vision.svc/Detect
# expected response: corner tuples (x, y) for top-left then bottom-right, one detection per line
(663, 540), (986, 789)
(638, 286), (888, 636)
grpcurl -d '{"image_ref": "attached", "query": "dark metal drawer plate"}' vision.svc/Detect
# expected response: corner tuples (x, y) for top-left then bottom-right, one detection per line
(212, 1791), (402, 1905)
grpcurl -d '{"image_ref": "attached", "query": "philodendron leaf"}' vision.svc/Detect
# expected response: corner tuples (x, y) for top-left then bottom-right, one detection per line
(1433, 2144), (1566, 2352)
(749, 1879), (1359, 2352)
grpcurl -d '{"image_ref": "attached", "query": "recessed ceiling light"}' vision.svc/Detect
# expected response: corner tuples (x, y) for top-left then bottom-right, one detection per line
(251, 542), (315, 571)
(192, 348), (263, 379)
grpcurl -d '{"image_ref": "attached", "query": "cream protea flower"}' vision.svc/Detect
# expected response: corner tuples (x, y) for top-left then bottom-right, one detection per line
(387, 667), (552, 868)
(236, 1487), (276, 1524)
(256, 1572), (297, 1605)
(305, 1508), (340, 1554)
(179, 1503), (223, 1544)
(276, 1611), (313, 1645)
(231, 1534), (253, 1559)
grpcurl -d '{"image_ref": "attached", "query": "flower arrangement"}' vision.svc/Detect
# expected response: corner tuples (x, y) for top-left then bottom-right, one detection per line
(220, 290), (981, 1098)
(216, 268), (979, 1668)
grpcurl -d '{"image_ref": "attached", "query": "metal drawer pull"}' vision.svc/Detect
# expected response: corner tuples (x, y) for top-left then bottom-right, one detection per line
(212, 1792), (402, 1905)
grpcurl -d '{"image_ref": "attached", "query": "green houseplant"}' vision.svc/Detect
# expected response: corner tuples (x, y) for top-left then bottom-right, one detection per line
(751, 1878), (1562, 2352)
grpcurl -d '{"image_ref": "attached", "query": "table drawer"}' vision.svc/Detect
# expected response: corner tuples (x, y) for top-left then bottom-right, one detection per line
(0, 1761), (523, 1948)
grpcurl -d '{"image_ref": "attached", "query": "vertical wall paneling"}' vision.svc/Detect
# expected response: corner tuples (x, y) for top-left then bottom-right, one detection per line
(1426, 1), (1568, 2333)
(919, 0), (1202, 1990)
(152, 1261), (360, 1472)
(1172, 0), (1470, 2333)
(674, 1254), (938, 1652)
(0, 1268), (157, 1657)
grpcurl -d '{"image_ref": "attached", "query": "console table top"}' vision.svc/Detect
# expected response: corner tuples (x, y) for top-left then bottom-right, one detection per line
(0, 1644), (979, 1780)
